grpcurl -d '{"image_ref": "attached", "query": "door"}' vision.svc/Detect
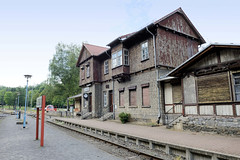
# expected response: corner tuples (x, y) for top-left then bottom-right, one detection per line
(109, 91), (113, 112)
(88, 93), (92, 112)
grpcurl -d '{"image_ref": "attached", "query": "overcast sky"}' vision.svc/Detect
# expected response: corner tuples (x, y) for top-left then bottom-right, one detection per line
(0, 0), (239, 87)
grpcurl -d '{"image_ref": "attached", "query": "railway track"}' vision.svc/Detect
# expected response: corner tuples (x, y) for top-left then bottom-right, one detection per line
(47, 118), (240, 160)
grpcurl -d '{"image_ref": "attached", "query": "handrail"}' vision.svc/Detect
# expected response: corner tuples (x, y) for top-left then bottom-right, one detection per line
(165, 100), (182, 126)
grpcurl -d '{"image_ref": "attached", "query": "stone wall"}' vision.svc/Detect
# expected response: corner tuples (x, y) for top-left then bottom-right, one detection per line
(114, 68), (170, 123)
(183, 116), (240, 136)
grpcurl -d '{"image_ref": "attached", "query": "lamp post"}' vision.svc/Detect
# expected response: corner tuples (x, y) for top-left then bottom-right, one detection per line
(23, 75), (32, 128)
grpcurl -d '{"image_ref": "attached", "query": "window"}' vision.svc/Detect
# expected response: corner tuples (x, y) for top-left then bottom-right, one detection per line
(124, 49), (129, 65)
(112, 50), (122, 68)
(103, 91), (107, 107)
(141, 41), (149, 60)
(129, 89), (137, 106)
(119, 91), (124, 106)
(86, 66), (90, 78)
(81, 67), (85, 80)
(142, 86), (150, 106)
(104, 60), (109, 74)
(233, 73), (240, 101)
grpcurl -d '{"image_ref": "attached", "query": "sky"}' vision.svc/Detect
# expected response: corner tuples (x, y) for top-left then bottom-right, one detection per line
(0, 0), (239, 87)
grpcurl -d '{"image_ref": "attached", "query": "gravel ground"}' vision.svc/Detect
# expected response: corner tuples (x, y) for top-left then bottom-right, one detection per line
(0, 115), (125, 160)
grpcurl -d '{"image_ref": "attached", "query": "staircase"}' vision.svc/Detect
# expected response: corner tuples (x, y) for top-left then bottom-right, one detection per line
(81, 112), (92, 120)
(99, 112), (113, 121)
(166, 115), (188, 130)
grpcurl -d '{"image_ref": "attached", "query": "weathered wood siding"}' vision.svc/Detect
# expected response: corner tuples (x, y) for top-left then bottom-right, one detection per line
(220, 49), (240, 62)
(156, 29), (198, 68)
(183, 75), (197, 104)
(197, 72), (231, 103)
(172, 84), (182, 103)
(159, 13), (199, 38)
(189, 52), (218, 70)
(216, 105), (233, 116)
(199, 105), (214, 115)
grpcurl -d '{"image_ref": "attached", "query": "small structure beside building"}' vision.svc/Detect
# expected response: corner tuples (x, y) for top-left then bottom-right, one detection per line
(160, 44), (240, 134)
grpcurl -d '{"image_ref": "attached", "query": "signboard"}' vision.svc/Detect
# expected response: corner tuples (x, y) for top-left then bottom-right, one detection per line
(84, 87), (90, 92)
(36, 96), (42, 108)
(83, 93), (88, 99)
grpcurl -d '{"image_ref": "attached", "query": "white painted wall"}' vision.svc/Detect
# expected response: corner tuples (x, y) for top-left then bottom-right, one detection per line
(164, 83), (173, 104)
(185, 106), (197, 115)
(235, 105), (240, 116)
(216, 105), (233, 116)
(199, 105), (214, 115)
(175, 104), (182, 113)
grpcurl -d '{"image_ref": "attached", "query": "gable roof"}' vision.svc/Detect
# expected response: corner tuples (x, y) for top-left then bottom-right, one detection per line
(84, 43), (109, 56)
(108, 8), (205, 47)
(76, 43), (109, 67)
(107, 32), (136, 47)
(165, 43), (240, 77)
(154, 7), (205, 44)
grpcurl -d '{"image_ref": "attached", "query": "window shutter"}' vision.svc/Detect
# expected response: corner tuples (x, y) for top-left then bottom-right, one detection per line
(119, 91), (124, 106)
(197, 72), (231, 103)
(130, 90), (136, 106)
(142, 87), (150, 106)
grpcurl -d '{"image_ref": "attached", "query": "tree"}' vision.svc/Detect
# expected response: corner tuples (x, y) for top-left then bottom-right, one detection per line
(4, 91), (13, 106)
(0, 89), (6, 105)
(48, 43), (81, 106)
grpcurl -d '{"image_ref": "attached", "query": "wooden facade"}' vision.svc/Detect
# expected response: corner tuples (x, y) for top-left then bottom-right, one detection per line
(163, 44), (240, 117)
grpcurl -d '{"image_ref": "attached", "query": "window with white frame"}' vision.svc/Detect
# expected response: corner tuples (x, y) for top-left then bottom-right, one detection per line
(86, 65), (90, 78)
(141, 41), (149, 60)
(104, 60), (109, 74)
(124, 49), (129, 65)
(233, 73), (240, 101)
(103, 91), (107, 107)
(112, 50), (122, 68)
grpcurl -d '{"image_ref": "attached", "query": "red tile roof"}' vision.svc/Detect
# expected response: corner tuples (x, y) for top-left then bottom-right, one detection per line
(84, 43), (109, 56)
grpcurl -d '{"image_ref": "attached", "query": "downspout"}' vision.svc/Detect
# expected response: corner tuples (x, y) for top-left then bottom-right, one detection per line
(112, 79), (115, 119)
(146, 26), (162, 124)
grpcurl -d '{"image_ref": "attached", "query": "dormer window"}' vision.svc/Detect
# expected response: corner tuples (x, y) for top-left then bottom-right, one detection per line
(112, 50), (122, 68)
(141, 41), (149, 61)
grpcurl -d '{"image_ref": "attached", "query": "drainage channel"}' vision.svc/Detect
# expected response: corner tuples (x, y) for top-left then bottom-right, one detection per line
(47, 119), (240, 160)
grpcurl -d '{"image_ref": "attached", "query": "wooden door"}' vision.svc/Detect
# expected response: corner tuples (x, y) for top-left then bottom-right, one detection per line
(109, 91), (113, 112)
(89, 93), (92, 112)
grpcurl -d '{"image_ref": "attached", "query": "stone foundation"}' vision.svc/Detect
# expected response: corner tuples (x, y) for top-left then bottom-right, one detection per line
(183, 116), (240, 136)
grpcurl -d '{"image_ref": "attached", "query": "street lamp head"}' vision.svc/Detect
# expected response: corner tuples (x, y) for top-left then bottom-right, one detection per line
(24, 75), (32, 79)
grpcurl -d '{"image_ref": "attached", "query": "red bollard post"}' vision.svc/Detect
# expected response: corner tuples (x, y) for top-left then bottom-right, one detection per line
(40, 95), (46, 147)
(36, 108), (39, 140)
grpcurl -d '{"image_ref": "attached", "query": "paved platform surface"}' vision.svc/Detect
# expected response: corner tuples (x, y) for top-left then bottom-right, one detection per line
(0, 115), (122, 160)
(55, 117), (240, 157)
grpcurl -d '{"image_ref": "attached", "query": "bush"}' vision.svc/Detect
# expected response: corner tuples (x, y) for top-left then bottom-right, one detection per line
(119, 112), (130, 124)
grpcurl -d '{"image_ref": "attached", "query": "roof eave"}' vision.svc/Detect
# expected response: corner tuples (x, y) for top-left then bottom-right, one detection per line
(167, 43), (240, 77)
